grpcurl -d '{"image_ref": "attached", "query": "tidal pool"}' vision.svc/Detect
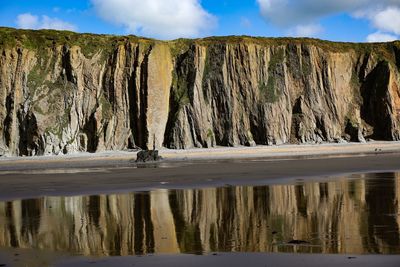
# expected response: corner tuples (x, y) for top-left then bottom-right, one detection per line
(0, 172), (399, 256)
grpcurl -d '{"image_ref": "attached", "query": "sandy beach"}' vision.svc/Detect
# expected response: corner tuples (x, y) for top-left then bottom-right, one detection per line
(0, 142), (400, 201)
(1, 142), (400, 267)
(1, 141), (400, 171)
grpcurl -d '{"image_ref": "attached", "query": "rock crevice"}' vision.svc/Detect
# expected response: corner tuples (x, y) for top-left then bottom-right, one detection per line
(0, 28), (400, 156)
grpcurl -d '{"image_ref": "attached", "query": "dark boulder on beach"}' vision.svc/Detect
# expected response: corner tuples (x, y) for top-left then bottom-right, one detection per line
(136, 150), (162, 163)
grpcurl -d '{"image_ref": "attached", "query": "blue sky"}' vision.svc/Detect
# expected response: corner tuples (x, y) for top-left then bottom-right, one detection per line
(0, 0), (399, 42)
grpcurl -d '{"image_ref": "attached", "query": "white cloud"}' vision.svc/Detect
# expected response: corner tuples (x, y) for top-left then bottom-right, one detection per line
(256, 0), (400, 41)
(290, 24), (323, 37)
(91, 0), (216, 39)
(370, 7), (400, 35)
(366, 32), (398, 42)
(16, 13), (39, 29)
(16, 13), (77, 31)
(40, 16), (77, 31)
(256, 0), (372, 27)
(353, 5), (400, 41)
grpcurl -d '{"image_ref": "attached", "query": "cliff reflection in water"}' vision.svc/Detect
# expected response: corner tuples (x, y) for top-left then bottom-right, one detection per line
(0, 173), (399, 256)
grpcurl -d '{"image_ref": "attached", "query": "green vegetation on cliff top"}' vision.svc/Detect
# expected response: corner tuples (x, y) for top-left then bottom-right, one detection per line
(0, 26), (399, 61)
(0, 27), (155, 58)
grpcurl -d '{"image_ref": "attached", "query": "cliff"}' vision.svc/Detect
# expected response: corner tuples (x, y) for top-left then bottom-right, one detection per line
(0, 27), (400, 156)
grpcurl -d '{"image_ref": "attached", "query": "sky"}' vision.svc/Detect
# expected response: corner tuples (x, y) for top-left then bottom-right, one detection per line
(0, 0), (399, 42)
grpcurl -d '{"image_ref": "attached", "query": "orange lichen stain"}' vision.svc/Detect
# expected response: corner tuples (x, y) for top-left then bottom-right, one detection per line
(391, 82), (400, 110)
(391, 81), (400, 120)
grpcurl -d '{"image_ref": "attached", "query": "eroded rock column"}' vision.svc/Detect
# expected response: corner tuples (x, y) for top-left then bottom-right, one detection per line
(146, 44), (173, 149)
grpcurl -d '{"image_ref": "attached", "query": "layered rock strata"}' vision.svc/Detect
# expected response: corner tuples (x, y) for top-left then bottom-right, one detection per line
(0, 28), (399, 156)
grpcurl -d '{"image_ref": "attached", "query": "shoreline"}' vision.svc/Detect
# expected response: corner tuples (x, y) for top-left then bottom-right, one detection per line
(0, 141), (400, 171)
(0, 142), (400, 201)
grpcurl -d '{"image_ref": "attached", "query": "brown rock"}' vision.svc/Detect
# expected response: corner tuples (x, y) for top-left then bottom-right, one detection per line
(0, 29), (399, 156)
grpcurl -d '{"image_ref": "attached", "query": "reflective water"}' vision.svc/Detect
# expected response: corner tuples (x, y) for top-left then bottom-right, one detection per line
(0, 172), (399, 256)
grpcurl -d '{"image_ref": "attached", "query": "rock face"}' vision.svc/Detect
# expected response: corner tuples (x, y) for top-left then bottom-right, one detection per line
(0, 28), (400, 156)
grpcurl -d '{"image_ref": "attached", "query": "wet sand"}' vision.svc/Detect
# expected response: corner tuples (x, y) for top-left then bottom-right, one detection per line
(0, 142), (400, 201)
(54, 253), (400, 267)
(1, 141), (400, 171)
(1, 249), (400, 267)
(1, 142), (400, 266)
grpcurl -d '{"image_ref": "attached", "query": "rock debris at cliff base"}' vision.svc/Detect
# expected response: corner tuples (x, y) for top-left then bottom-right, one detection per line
(0, 27), (399, 156)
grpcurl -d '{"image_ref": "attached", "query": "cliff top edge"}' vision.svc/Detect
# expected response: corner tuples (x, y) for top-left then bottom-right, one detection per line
(1, 26), (399, 47)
